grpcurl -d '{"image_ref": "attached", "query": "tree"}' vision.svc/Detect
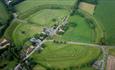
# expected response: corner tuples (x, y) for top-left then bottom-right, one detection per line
(52, 18), (57, 22)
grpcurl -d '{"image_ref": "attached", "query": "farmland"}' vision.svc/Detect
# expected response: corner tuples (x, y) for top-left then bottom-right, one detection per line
(2, 0), (102, 70)
(26, 9), (69, 26)
(0, 1), (10, 24)
(0, 1), (10, 36)
(54, 15), (95, 43)
(15, 0), (77, 18)
(31, 42), (100, 70)
(11, 9), (69, 47)
(0, 0), (115, 70)
(94, 0), (115, 45)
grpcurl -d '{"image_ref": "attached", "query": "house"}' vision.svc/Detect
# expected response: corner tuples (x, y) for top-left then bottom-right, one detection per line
(26, 46), (34, 54)
(0, 39), (10, 49)
(4, 0), (13, 5)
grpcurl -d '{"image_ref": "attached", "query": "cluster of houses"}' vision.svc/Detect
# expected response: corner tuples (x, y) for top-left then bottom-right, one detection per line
(19, 25), (63, 60)
(14, 16), (68, 70)
(0, 38), (10, 50)
(4, 0), (13, 5)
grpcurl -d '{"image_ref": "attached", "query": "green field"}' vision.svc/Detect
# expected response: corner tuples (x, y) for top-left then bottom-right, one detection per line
(0, 59), (17, 70)
(27, 9), (69, 27)
(9, 9), (69, 47)
(12, 23), (43, 47)
(0, 0), (107, 70)
(109, 47), (115, 56)
(0, 1), (10, 24)
(15, 0), (77, 19)
(31, 42), (100, 70)
(15, 0), (76, 14)
(94, 0), (115, 45)
(55, 15), (95, 43)
(4, 19), (21, 39)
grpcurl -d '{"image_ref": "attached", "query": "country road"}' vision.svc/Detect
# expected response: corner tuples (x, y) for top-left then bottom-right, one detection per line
(14, 15), (70, 70)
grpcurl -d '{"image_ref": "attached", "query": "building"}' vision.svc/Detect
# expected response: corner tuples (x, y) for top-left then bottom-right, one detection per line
(4, 0), (13, 5)
(0, 39), (10, 50)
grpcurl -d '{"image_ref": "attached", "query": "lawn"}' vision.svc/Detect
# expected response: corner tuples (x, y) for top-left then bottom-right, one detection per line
(31, 42), (100, 69)
(27, 9), (70, 27)
(94, 0), (115, 45)
(55, 15), (95, 43)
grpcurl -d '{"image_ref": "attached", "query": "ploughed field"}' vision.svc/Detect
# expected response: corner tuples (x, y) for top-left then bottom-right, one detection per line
(12, 9), (69, 47)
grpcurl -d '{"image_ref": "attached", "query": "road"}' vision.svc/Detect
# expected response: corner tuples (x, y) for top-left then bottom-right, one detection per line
(13, 9), (113, 70)
(23, 40), (46, 61)
(14, 15), (70, 70)
(47, 40), (109, 70)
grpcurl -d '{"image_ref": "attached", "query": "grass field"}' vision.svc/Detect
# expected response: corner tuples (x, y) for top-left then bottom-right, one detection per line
(55, 15), (95, 43)
(0, 59), (17, 70)
(27, 9), (69, 27)
(31, 42), (100, 69)
(15, 0), (76, 15)
(11, 9), (69, 47)
(4, 19), (21, 40)
(33, 66), (96, 70)
(12, 23), (43, 47)
(94, 0), (115, 45)
(0, 1), (10, 24)
(109, 47), (115, 56)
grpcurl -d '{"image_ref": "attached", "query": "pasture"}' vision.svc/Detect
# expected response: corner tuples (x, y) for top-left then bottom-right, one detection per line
(55, 15), (96, 43)
(11, 9), (69, 47)
(94, 0), (115, 45)
(12, 23), (43, 47)
(1, 0), (105, 70)
(0, 1), (10, 24)
(109, 47), (115, 56)
(27, 9), (69, 27)
(15, 0), (77, 18)
(4, 19), (21, 40)
(31, 42), (100, 69)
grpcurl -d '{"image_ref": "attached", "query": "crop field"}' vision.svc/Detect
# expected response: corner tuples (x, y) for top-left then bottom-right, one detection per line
(109, 48), (115, 56)
(55, 15), (95, 43)
(94, 0), (115, 45)
(79, 2), (96, 15)
(31, 42), (100, 70)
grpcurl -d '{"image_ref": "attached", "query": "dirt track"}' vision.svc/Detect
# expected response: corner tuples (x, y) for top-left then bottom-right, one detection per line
(107, 56), (115, 70)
